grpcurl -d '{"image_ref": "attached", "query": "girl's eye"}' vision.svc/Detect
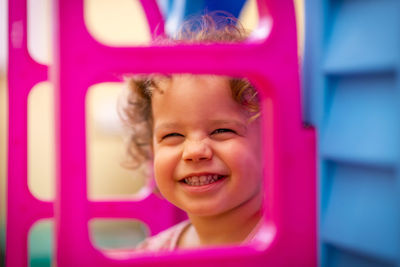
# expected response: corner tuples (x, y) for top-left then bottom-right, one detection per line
(211, 128), (236, 135)
(162, 133), (183, 140)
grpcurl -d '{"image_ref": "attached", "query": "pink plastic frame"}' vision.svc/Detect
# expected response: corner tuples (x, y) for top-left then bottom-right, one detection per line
(7, 0), (316, 266)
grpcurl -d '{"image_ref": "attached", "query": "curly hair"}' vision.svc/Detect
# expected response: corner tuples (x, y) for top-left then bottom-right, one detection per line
(121, 12), (260, 169)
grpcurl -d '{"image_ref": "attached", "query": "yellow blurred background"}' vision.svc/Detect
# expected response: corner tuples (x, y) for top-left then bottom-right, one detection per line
(0, 0), (304, 263)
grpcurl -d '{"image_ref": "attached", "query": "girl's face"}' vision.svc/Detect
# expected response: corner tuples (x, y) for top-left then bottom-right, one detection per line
(152, 75), (263, 217)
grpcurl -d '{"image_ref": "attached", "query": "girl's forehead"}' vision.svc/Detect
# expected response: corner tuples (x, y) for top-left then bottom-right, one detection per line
(151, 74), (260, 122)
(154, 74), (230, 91)
(151, 75), (248, 124)
(152, 75), (235, 108)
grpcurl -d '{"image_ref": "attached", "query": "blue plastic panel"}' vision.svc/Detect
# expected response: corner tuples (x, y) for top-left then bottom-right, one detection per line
(304, 0), (400, 266)
(324, 244), (395, 267)
(324, 0), (400, 74)
(321, 73), (399, 166)
(159, 0), (247, 34)
(321, 162), (399, 261)
(183, 0), (246, 19)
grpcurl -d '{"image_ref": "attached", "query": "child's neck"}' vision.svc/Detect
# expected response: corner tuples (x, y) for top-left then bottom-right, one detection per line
(179, 192), (263, 248)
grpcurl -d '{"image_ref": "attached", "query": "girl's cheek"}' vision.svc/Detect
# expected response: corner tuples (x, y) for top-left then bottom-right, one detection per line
(154, 148), (177, 169)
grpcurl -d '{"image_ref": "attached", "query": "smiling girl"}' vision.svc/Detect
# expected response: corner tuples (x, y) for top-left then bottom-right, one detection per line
(122, 13), (264, 251)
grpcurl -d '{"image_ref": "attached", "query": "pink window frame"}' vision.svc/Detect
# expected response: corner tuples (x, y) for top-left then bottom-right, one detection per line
(6, 0), (317, 266)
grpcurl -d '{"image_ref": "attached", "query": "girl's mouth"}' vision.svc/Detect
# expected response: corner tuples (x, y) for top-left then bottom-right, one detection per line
(181, 174), (226, 186)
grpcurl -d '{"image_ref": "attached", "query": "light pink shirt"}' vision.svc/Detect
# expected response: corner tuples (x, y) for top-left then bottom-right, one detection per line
(107, 219), (266, 257)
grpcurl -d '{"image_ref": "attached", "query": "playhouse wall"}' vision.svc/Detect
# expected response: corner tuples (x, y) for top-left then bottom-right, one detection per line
(304, 0), (400, 266)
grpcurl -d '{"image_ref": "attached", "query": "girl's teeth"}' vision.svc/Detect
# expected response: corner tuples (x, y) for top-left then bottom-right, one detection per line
(184, 175), (222, 186)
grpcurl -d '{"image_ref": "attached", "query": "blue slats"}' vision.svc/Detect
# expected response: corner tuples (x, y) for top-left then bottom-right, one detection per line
(324, 0), (399, 74)
(325, 244), (395, 267)
(304, 0), (400, 266)
(321, 73), (399, 166)
(321, 162), (399, 261)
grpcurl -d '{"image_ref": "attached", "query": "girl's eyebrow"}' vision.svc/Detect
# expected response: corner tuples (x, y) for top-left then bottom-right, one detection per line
(210, 120), (248, 132)
(154, 122), (181, 132)
(154, 120), (248, 132)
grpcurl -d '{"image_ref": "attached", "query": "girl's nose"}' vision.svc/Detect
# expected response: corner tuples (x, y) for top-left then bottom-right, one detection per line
(182, 140), (213, 162)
